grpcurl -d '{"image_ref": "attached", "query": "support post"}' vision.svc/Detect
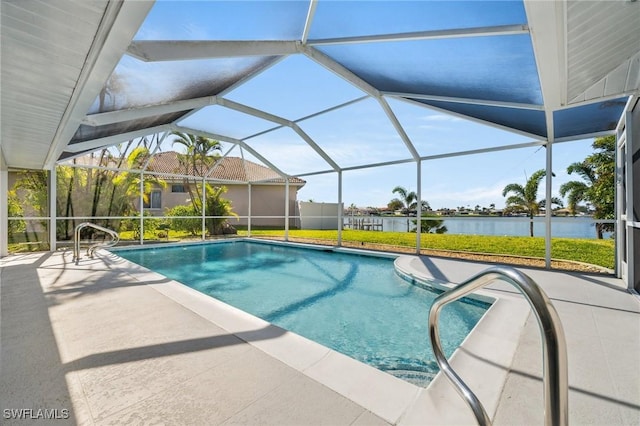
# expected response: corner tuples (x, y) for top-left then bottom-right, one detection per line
(49, 166), (57, 251)
(201, 178), (206, 240)
(285, 178), (290, 241)
(624, 110), (636, 291)
(545, 140), (553, 269)
(247, 183), (252, 237)
(139, 171), (144, 245)
(0, 152), (8, 257)
(615, 122), (625, 279)
(416, 160), (422, 255)
(337, 171), (343, 246)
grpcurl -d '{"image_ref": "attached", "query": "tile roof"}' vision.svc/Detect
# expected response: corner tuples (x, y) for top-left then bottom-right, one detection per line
(146, 151), (305, 185)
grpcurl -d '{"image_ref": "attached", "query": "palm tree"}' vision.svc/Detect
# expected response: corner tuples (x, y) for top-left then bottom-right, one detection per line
(559, 136), (615, 239)
(170, 132), (222, 212)
(391, 186), (431, 232)
(502, 169), (563, 237)
(558, 164), (592, 216)
(113, 146), (166, 208)
(171, 131), (221, 176)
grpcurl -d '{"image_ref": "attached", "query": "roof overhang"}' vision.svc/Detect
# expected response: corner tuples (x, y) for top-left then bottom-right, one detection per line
(1, 0), (638, 171)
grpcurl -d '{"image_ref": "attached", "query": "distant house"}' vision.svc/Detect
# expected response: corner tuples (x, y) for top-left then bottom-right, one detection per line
(138, 151), (305, 228)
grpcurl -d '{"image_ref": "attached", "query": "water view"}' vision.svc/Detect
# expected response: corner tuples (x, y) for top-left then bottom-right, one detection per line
(344, 215), (613, 239)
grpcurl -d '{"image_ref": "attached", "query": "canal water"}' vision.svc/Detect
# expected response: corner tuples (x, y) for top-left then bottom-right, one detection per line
(344, 216), (613, 239)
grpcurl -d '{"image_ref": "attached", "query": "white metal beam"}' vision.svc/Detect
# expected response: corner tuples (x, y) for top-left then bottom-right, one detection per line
(218, 98), (341, 171)
(44, 1), (155, 169)
(217, 98), (290, 127)
(526, 0), (563, 269)
(290, 122), (342, 170)
(340, 158), (415, 173)
(293, 169), (336, 178)
(416, 160), (422, 255)
(544, 118), (553, 270)
(173, 56), (289, 125)
(173, 125), (289, 179)
(49, 167), (57, 251)
(302, 45), (380, 96)
(141, 132), (170, 171)
(204, 144), (238, 179)
(242, 95), (369, 141)
(421, 140), (546, 162)
(295, 96), (370, 122)
(524, 0), (566, 109)
(218, 56), (289, 98)
(397, 96), (548, 141)
(64, 124), (172, 153)
(308, 24), (529, 46)
(303, 46), (420, 160)
(385, 92), (544, 111)
(127, 40), (301, 62)
(379, 97), (420, 160)
(285, 178), (290, 240)
(302, 0), (318, 44)
(83, 96), (217, 126)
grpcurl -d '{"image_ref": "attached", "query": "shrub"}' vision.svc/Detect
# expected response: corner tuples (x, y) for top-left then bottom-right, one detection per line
(166, 205), (201, 235)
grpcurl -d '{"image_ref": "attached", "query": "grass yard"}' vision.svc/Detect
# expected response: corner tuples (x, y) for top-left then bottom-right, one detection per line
(239, 229), (615, 270)
(8, 227), (614, 271)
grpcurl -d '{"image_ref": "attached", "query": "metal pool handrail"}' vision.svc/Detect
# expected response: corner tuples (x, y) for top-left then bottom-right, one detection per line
(428, 266), (568, 426)
(73, 222), (119, 262)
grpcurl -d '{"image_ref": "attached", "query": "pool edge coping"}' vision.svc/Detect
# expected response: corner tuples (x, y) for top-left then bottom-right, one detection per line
(103, 239), (529, 424)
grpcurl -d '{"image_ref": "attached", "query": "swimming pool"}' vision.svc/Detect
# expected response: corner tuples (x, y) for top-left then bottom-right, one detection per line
(116, 240), (490, 386)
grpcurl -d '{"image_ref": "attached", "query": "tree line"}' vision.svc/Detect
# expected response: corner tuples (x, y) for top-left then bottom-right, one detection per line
(383, 136), (615, 238)
(8, 132), (236, 244)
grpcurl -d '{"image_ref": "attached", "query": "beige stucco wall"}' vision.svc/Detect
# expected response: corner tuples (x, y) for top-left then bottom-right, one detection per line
(137, 182), (302, 228)
(232, 184), (301, 228)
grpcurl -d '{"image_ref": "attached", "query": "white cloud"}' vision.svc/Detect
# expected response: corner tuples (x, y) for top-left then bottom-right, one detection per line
(421, 114), (463, 123)
(417, 124), (442, 130)
(425, 182), (509, 209)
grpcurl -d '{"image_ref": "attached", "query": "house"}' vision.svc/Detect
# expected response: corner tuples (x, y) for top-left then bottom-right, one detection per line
(137, 151), (306, 228)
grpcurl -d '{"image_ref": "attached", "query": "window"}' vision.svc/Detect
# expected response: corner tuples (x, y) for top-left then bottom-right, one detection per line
(143, 190), (162, 209)
(171, 184), (186, 193)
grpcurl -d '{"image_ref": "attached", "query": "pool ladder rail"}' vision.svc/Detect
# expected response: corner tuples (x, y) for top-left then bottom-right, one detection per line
(428, 266), (568, 426)
(73, 222), (120, 262)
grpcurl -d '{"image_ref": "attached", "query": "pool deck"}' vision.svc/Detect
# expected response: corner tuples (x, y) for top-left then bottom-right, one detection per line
(1, 244), (639, 425)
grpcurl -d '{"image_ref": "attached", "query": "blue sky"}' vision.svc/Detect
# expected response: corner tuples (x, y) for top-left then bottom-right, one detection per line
(105, 1), (601, 210)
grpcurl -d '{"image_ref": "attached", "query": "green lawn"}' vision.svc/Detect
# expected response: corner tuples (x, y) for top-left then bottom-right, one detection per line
(239, 229), (615, 269)
(10, 227), (612, 269)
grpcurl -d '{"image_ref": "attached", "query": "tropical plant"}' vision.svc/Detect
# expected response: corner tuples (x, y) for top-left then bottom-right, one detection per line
(387, 198), (404, 211)
(166, 205), (202, 236)
(113, 146), (166, 209)
(7, 189), (25, 242)
(165, 185), (237, 236)
(121, 211), (161, 239)
(202, 185), (238, 235)
(390, 186), (431, 232)
(53, 141), (165, 240)
(559, 136), (615, 239)
(502, 169), (563, 237)
(11, 170), (51, 245)
(170, 131), (222, 211)
(412, 217), (448, 234)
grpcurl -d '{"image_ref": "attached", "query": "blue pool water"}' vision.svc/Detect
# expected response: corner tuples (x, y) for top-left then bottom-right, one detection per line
(116, 241), (490, 386)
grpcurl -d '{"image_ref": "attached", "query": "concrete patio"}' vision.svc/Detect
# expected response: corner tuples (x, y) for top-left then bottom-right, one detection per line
(1, 246), (638, 425)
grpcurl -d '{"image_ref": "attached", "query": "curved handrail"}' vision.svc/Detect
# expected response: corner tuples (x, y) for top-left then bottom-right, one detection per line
(428, 266), (568, 426)
(73, 222), (119, 262)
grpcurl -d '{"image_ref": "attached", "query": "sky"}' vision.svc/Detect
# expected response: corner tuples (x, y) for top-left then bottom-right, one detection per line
(93, 1), (604, 210)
